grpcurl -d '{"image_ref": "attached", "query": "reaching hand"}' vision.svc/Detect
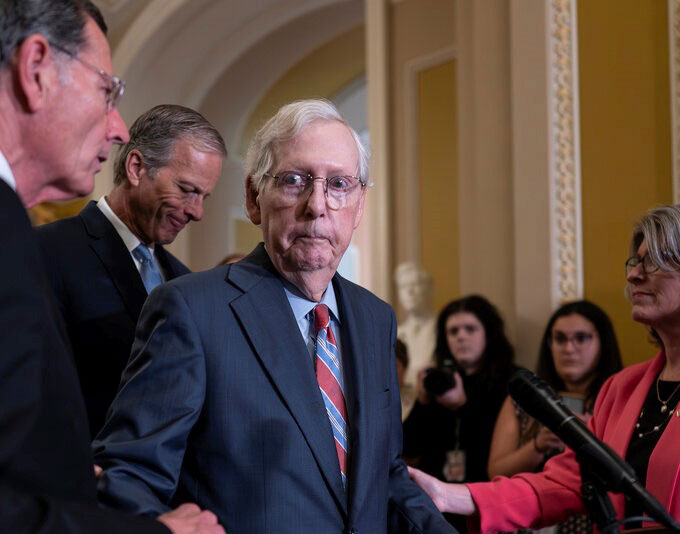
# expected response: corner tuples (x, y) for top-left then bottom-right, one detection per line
(435, 372), (466, 411)
(408, 466), (449, 511)
(157, 503), (225, 534)
(407, 466), (476, 515)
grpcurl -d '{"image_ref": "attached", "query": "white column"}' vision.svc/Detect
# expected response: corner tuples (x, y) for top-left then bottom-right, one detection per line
(363, 0), (392, 300)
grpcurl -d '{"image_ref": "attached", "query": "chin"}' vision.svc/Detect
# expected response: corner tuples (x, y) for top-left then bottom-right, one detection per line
(156, 232), (177, 246)
(70, 171), (96, 194)
(284, 247), (335, 272)
(290, 258), (332, 272)
(631, 306), (653, 325)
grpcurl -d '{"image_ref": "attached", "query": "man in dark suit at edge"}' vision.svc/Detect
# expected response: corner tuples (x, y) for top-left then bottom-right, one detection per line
(36, 104), (225, 437)
(0, 1), (223, 532)
(94, 99), (456, 534)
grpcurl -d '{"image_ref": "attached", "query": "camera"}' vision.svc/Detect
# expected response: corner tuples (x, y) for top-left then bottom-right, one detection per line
(423, 358), (463, 396)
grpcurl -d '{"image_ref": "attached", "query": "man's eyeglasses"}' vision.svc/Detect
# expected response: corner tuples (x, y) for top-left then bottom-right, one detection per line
(625, 254), (660, 276)
(50, 42), (125, 112)
(550, 332), (594, 348)
(263, 171), (367, 210)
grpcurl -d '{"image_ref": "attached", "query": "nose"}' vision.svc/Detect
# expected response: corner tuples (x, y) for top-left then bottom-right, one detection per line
(184, 196), (204, 221)
(561, 338), (577, 351)
(303, 180), (327, 218)
(107, 108), (130, 145)
(626, 262), (645, 283)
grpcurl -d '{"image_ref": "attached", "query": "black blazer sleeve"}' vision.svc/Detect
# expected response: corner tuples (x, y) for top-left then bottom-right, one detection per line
(0, 182), (168, 534)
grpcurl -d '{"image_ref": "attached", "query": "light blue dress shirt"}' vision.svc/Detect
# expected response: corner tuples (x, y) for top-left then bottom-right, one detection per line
(282, 278), (343, 363)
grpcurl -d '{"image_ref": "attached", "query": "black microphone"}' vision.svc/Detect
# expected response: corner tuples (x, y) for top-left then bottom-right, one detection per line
(508, 368), (680, 531)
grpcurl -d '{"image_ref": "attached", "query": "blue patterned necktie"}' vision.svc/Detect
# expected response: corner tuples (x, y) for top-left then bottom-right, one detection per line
(132, 244), (162, 294)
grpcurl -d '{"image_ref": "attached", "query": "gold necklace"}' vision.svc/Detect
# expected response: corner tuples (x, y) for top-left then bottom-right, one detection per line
(635, 407), (675, 438)
(656, 376), (680, 413)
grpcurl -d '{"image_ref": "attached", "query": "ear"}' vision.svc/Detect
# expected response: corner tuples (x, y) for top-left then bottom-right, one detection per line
(124, 150), (145, 187)
(352, 188), (366, 230)
(245, 175), (261, 225)
(15, 35), (55, 112)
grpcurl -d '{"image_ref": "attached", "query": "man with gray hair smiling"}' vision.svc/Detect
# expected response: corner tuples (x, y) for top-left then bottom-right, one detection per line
(36, 103), (226, 437)
(94, 98), (455, 533)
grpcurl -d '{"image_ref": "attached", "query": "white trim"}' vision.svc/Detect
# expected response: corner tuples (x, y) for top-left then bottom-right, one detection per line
(547, 0), (583, 305)
(671, 0), (680, 203)
(402, 46), (457, 264)
(112, 0), (187, 76)
(364, 0), (390, 299)
(113, 0), (347, 96)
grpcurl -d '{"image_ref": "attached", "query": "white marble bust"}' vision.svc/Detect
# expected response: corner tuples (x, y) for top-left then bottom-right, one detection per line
(395, 262), (436, 418)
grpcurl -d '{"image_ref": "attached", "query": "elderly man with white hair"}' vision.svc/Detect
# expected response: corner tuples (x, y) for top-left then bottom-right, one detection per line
(94, 99), (455, 534)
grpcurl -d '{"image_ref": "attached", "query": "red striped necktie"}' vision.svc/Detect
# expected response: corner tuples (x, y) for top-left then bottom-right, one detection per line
(314, 303), (348, 486)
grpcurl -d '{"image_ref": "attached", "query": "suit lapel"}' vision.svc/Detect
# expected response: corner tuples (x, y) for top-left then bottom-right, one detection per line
(641, 353), (680, 514)
(80, 202), (147, 319)
(608, 354), (663, 457)
(155, 245), (188, 279)
(333, 275), (377, 520)
(227, 245), (348, 514)
(603, 354), (663, 517)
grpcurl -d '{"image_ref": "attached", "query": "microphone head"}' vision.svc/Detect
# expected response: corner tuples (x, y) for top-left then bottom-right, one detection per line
(507, 368), (571, 429)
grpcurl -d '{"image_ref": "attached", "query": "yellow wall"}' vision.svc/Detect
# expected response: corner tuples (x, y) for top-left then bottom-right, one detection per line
(389, 0), (456, 318)
(418, 60), (459, 313)
(234, 219), (263, 256)
(239, 25), (365, 157)
(579, 0), (672, 366)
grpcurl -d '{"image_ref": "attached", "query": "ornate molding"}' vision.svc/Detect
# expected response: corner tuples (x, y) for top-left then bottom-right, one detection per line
(671, 0), (680, 203)
(548, 0), (583, 304)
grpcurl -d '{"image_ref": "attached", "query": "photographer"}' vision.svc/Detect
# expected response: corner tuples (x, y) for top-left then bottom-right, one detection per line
(402, 295), (516, 496)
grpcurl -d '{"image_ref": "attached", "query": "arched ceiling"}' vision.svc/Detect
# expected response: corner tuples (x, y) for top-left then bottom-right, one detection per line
(92, 0), (365, 269)
(106, 0), (363, 126)
(93, 0), (364, 198)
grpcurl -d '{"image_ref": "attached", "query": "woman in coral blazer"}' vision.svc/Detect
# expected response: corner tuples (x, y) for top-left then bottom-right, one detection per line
(409, 204), (680, 533)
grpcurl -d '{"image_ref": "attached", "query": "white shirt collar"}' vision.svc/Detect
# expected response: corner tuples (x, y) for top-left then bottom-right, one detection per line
(0, 150), (17, 191)
(96, 195), (154, 254)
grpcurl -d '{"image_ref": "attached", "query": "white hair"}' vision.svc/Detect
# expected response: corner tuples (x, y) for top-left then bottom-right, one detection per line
(245, 98), (370, 193)
(630, 204), (680, 271)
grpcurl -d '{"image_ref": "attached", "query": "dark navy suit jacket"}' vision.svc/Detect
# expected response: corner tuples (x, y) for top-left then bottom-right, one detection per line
(93, 244), (454, 534)
(0, 181), (167, 533)
(35, 200), (189, 436)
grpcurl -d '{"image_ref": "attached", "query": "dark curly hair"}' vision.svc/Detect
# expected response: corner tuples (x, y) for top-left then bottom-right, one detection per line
(536, 300), (622, 412)
(434, 295), (515, 384)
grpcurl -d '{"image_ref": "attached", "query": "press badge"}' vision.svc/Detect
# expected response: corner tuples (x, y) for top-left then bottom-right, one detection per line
(442, 449), (465, 482)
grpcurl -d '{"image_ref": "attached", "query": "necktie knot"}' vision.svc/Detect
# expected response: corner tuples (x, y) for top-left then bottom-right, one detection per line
(314, 304), (330, 335)
(132, 244), (162, 294)
(133, 244), (153, 264)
